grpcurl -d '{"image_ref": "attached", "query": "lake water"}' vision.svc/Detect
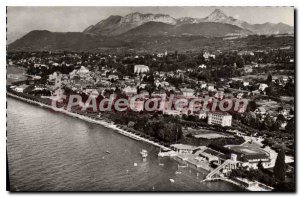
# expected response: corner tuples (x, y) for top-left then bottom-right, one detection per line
(7, 97), (242, 191)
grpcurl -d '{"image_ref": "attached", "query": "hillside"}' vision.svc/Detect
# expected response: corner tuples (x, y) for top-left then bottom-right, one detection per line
(173, 22), (248, 36)
(122, 22), (175, 36)
(8, 29), (294, 53)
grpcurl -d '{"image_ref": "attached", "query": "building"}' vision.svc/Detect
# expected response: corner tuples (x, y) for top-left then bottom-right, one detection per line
(77, 66), (90, 75)
(14, 84), (29, 93)
(123, 86), (137, 96)
(208, 112), (232, 127)
(255, 107), (266, 115)
(214, 91), (224, 99)
(198, 110), (208, 119)
(198, 64), (207, 69)
(134, 65), (149, 74)
(198, 81), (207, 89)
(238, 50), (254, 56)
(237, 93), (243, 99)
(200, 145), (271, 173)
(132, 100), (144, 111)
(163, 109), (182, 116)
(108, 74), (119, 81)
(152, 90), (167, 98)
(170, 144), (197, 154)
(259, 83), (268, 91)
(203, 52), (216, 60)
(139, 90), (150, 98)
(207, 83), (215, 91)
(70, 66), (90, 79)
(279, 108), (290, 119)
(199, 147), (228, 163)
(180, 87), (195, 97)
(225, 145), (271, 169)
(252, 90), (260, 95)
(281, 76), (289, 83)
(244, 67), (253, 73)
(243, 81), (250, 87)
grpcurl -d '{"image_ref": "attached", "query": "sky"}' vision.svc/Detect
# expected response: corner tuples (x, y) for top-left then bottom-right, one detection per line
(7, 6), (294, 43)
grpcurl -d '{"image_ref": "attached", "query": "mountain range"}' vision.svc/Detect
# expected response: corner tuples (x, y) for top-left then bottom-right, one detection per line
(83, 9), (293, 36)
(8, 9), (294, 51)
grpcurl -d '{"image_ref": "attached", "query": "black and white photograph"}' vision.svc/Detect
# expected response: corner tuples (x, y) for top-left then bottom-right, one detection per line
(6, 5), (295, 192)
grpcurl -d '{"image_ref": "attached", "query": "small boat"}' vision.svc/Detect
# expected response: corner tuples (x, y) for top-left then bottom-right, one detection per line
(134, 162), (138, 167)
(175, 171), (182, 175)
(169, 179), (175, 183)
(105, 150), (111, 154)
(140, 149), (148, 158)
(158, 163), (164, 166)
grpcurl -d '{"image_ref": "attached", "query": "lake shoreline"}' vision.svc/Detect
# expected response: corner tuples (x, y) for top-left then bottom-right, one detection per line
(7, 92), (171, 151)
(7, 91), (246, 191)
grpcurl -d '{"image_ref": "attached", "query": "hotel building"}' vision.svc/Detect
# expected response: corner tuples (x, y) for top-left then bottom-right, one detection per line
(207, 112), (232, 127)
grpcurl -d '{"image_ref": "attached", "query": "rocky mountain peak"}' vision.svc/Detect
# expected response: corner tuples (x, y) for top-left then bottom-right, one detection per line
(207, 9), (228, 21)
(121, 12), (176, 25)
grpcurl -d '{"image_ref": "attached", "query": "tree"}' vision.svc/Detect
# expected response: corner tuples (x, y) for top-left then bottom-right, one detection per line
(263, 114), (274, 131)
(257, 160), (264, 171)
(247, 100), (257, 111)
(157, 123), (182, 143)
(276, 114), (286, 124)
(266, 73), (272, 85)
(265, 85), (275, 97)
(274, 147), (286, 181)
(145, 84), (156, 97)
(285, 118), (295, 135)
(275, 114), (286, 130)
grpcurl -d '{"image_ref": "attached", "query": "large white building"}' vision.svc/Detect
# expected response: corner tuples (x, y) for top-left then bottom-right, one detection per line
(259, 83), (268, 91)
(134, 65), (149, 74)
(208, 112), (232, 127)
(122, 86), (137, 96)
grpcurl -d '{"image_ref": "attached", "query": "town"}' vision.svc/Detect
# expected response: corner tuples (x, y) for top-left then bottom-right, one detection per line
(7, 46), (295, 191)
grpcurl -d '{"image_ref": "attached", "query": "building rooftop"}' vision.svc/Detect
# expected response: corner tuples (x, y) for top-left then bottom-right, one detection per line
(170, 144), (197, 150)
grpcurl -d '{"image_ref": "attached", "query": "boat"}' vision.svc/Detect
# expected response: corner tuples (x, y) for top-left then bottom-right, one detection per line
(178, 164), (187, 168)
(105, 150), (111, 154)
(169, 179), (175, 183)
(158, 163), (164, 166)
(140, 149), (148, 158)
(175, 171), (182, 175)
(134, 162), (138, 166)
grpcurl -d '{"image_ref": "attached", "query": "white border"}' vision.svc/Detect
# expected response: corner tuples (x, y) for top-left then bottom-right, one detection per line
(3, 0), (298, 6)
(2, 0), (298, 196)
